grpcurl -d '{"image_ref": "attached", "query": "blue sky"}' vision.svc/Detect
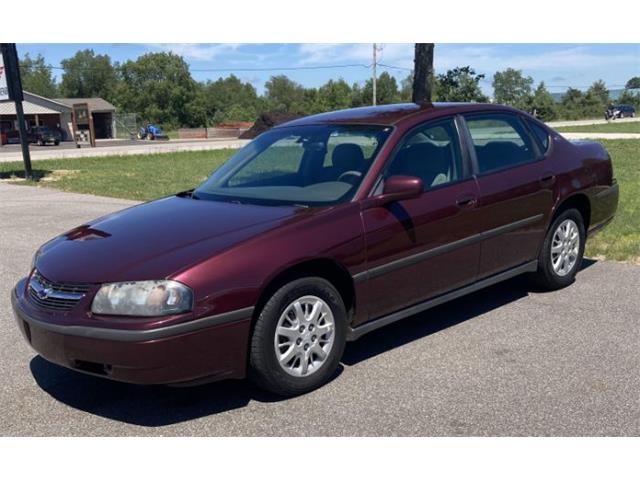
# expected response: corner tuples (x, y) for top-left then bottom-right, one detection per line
(17, 43), (640, 95)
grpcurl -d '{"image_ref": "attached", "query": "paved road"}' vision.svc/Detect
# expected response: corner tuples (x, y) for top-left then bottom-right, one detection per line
(548, 117), (640, 128)
(0, 138), (249, 163)
(561, 132), (640, 140)
(1, 183), (638, 436)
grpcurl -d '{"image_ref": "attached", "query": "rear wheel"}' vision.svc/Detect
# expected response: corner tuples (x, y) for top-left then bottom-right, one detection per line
(531, 208), (585, 290)
(249, 277), (347, 396)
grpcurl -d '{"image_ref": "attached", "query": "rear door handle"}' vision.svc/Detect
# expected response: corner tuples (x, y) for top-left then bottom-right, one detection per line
(539, 173), (556, 187)
(456, 195), (477, 208)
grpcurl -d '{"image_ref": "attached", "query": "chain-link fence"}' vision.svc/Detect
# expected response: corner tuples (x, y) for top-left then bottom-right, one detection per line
(113, 112), (138, 139)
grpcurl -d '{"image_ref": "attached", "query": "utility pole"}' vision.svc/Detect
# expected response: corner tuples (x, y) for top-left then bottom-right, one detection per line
(372, 43), (377, 106)
(0, 43), (32, 179)
(412, 43), (435, 104)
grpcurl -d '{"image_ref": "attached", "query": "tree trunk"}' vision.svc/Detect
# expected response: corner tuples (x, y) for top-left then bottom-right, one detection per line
(412, 43), (434, 104)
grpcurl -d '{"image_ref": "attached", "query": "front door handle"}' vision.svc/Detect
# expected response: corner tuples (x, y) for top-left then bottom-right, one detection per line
(456, 195), (477, 208)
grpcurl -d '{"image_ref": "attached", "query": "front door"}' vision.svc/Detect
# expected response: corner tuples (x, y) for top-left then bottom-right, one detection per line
(359, 117), (482, 324)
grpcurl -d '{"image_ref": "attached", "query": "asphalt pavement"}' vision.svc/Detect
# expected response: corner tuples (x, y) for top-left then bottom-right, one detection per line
(0, 138), (249, 162)
(1, 182), (638, 436)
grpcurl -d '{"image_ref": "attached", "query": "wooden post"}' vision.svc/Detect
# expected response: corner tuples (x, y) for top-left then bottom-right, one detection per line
(412, 43), (435, 104)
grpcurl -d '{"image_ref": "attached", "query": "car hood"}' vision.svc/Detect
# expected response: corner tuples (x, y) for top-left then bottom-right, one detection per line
(36, 195), (306, 283)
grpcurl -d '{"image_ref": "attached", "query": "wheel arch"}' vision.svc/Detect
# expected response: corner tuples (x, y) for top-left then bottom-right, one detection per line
(252, 258), (356, 326)
(551, 192), (591, 231)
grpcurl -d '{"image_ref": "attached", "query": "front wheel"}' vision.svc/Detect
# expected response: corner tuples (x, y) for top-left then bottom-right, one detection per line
(249, 277), (347, 396)
(531, 208), (586, 291)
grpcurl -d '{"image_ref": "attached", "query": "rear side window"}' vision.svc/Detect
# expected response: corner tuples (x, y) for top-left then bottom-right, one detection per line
(465, 114), (536, 173)
(527, 120), (550, 152)
(385, 118), (462, 191)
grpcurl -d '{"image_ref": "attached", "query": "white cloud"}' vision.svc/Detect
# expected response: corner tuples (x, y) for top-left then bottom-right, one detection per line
(298, 43), (413, 65)
(147, 43), (241, 61)
(435, 45), (638, 73)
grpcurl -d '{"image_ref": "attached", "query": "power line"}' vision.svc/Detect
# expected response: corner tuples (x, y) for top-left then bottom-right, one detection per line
(20, 63), (372, 73)
(377, 63), (412, 72)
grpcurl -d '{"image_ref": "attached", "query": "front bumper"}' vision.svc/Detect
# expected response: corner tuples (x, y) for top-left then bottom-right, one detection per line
(11, 278), (253, 385)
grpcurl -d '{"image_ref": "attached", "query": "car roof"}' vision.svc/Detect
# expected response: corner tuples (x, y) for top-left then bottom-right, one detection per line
(278, 102), (521, 129)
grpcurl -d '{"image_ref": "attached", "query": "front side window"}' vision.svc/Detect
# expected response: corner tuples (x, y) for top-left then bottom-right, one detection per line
(465, 114), (536, 173)
(384, 118), (462, 190)
(194, 124), (391, 206)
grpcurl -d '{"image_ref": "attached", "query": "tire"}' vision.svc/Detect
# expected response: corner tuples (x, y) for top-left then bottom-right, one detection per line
(54, 140), (59, 146)
(531, 208), (586, 291)
(249, 276), (347, 396)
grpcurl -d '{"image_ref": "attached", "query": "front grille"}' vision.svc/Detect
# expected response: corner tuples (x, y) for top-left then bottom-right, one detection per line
(28, 271), (91, 311)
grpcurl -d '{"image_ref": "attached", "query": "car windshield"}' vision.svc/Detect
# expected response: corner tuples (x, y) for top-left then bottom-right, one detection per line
(193, 124), (392, 206)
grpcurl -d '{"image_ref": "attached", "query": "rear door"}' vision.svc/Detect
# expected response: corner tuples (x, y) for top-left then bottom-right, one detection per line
(359, 117), (482, 323)
(462, 112), (554, 279)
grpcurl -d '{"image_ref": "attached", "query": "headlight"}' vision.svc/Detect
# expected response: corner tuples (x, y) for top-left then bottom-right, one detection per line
(91, 280), (193, 317)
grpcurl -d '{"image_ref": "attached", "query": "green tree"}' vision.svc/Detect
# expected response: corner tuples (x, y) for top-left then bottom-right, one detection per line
(115, 52), (205, 128)
(19, 53), (58, 98)
(315, 79), (353, 112)
(264, 75), (306, 112)
(350, 82), (365, 107)
(617, 89), (640, 109)
(625, 76), (640, 89)
(559, 88), (585, 119)
(399, 73), (413, 102)
(435, 66), (488, 102)
(362, 72), (401, 105)
(492, 68), (534, 110)
(580, 80), (610, 117)
(527, 82), (557, 121)
(60, 49), (118, 100)
(203, 75), (260, 124)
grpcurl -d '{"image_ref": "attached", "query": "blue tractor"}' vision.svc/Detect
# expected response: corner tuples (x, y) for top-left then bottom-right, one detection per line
(137, 124), (169, 140)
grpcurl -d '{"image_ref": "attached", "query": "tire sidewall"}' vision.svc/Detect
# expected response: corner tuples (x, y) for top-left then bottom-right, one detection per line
(539, 208), (586, 288)
(250, 277), (347, 396)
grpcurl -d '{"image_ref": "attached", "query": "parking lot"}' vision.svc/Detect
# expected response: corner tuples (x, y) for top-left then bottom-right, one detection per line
(1, 182), (638, 436)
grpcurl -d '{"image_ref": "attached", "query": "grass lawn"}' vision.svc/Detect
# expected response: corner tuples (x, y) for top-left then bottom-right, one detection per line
(1, 139), (638, 261)
(555, 121), (640, 134)
(584, 140), (639, 262)
(0, 149), (237, 201)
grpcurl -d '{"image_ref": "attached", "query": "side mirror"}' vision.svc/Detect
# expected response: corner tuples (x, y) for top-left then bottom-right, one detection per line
(364, 175), (423, 208)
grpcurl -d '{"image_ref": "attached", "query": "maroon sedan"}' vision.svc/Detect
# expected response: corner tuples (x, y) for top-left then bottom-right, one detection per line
(12, 103), (619, 395)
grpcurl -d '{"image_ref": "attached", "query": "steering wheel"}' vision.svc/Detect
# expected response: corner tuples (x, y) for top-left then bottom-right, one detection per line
(337, 170), (362, 183)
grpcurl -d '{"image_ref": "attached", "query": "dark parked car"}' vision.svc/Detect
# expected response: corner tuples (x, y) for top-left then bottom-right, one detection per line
(28, 126), (61, 146)
(605, 104), (636, 120)
(11, 103), (619, 395)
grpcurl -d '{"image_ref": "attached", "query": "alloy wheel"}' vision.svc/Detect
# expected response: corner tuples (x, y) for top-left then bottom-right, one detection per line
(550, 219), (580, 276)
(274, 295), (335, 377)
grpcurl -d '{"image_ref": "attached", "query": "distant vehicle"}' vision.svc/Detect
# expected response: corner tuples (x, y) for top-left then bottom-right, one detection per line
(605, 104), (636, 120)
(137, 124), (169, 140)
(28, 126), (61, 146)
(1, 130), (21, 145)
